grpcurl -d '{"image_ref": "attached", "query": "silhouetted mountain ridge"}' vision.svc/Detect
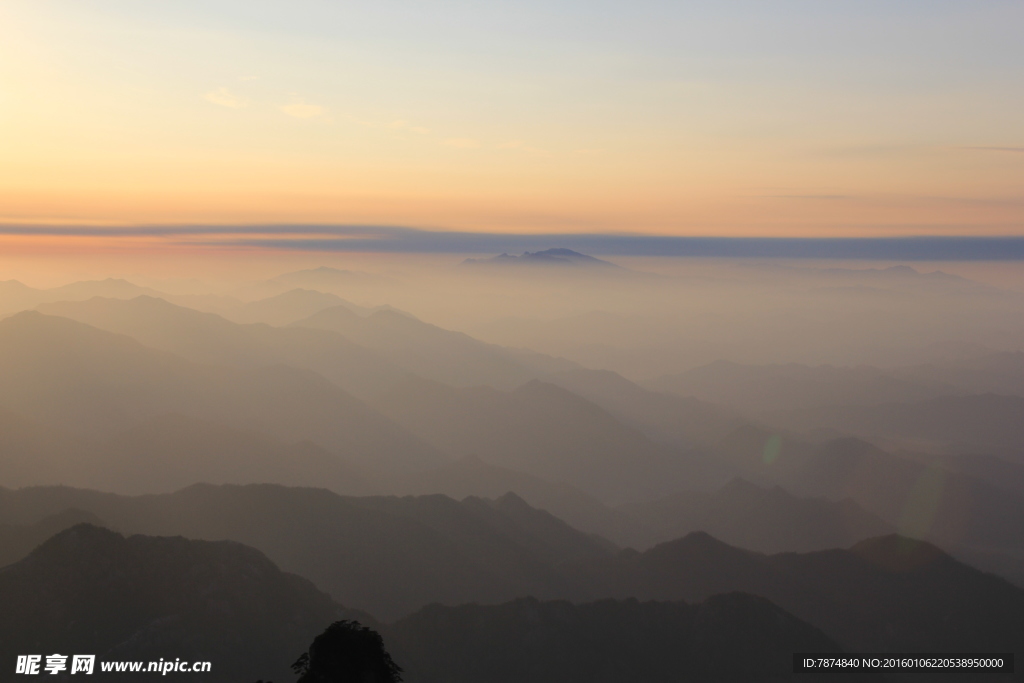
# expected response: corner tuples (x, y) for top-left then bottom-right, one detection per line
(389, 594), (854, 683)
(38, 296), (408, 400)
(377, 455), (639, 545)
(776, 392), (1024, 457)
(0, 523), (355, 682)
(293, 305), (540, 390)
(374, 376), (719, 504)
(0, 484), (614, 621)
(561, 531), (1024, 653)
(0, 523), (866, 683)
(620, 477), (893, 552)
(0, 509), (106, 567)
(0, 311), (441, 477)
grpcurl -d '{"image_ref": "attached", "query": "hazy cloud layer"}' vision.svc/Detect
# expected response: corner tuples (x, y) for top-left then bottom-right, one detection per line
(3, 224), (1024, 259)
(204, 87), (248, 109)
(965, 146), (1024, 154)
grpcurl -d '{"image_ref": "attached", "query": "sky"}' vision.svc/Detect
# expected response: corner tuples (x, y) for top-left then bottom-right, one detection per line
(1, 0), (1023, 254)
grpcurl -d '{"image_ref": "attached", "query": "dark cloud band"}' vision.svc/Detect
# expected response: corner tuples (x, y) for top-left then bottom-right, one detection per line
(3, 224), (1024, 260)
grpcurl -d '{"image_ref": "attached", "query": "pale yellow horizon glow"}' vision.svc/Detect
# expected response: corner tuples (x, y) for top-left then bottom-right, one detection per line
(1, 1), (1022, 240)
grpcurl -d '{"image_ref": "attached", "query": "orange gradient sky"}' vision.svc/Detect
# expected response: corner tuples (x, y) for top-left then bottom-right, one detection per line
(1, 0), (1023, 244)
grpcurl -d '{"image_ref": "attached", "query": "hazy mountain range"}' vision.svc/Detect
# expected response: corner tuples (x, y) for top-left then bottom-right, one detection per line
(2, 483), (1021, 659)
(390, 594), (851, 683)
(774, 393), (1024, 457)
(0, 310), (444, 477)
(0, 484), (614, 621)
(1, 260), (1022, 680)
(2, 283), (1022, 581)
(620, 478), (893, 553)
(0, 278), (164, 317)
(372, 376), (723, 504)
(562, 531), (1024, 654)
(37, 296), (409, 399)
(293, 303), (547, 390)
(708, 428), (1024, 582)
(0, 524), (868, 683)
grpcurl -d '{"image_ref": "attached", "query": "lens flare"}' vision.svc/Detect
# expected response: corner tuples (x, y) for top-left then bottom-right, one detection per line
(762, 435), (782, 465)
(898, 465), (947, 539)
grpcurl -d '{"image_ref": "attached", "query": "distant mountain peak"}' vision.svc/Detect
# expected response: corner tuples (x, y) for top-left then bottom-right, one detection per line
(292, 266), (354, 275)
(32, 522), (120, 553)
(652, 530), (749, 557)
(848, 534), (951, 572)
(461, 248), (618, 268)
(494, 490), (531, 509)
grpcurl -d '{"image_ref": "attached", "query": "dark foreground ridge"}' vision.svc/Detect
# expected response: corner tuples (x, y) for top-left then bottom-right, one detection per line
(0, 524), (866, 682)
(563, 531), (1024, 654)
(2, 484), (1023, 657)
(0, 524), (352, 682)
(387, 594), (855, 683)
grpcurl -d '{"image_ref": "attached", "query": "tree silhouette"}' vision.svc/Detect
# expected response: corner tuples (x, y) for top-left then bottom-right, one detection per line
(292, 620), (403, 683)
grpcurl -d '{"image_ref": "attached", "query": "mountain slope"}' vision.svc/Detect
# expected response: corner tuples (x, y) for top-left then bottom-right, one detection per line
(222, 288), (370, 326)
(0, 279), (163, 317)
(96, 414), (367, 494)
(0, 524), (353, 682)
(648, 360), (959, 414)
(707, 428), (1024, 581)
(0, 311), (441, 476)
(2, 486), (1018, 656)
(0, 509), (105, 567)
(0, 408), (367, 495)
(374, 377), (719, 504)
(293, 305), (539, 390)
(389, 594), (852, 683)
(621, 478), (893, 552)
(38, 296), (407, 399)
(378, 456), (642, 546)
(0, 524), (858, 683)
(0, 407), (87, 488)
(547, 367), (748, 450)
(775, 393), (1024, 457)
(0, 484), (614, 621)
(563, 532), (1024, 653)
(896, 351), (1024, 396)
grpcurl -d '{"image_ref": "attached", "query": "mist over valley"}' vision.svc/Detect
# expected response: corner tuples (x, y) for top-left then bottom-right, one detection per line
(1, 254), (1023, 679)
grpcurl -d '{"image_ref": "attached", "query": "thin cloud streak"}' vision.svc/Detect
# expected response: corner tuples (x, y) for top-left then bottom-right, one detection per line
(204, 87), (248, 109)
(963, 146), (1024, 154)
(773, 195), (854, 201)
